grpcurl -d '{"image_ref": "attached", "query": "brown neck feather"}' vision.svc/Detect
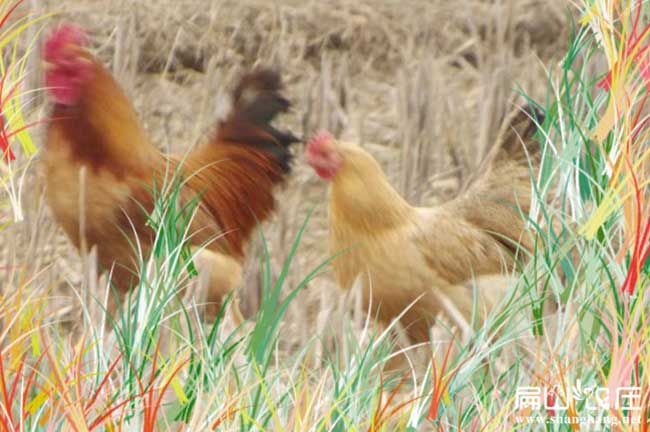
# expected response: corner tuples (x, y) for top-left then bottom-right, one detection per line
(173, 142), (287, 258)
(47, 61), (155, 177)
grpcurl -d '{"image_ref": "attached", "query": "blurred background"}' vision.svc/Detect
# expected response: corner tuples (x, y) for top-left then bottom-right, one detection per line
(4, 0), (570, 343)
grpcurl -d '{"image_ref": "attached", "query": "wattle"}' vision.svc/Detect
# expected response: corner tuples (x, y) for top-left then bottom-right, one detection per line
(45, 71), (82, 106)
(315, 165), (337, 180)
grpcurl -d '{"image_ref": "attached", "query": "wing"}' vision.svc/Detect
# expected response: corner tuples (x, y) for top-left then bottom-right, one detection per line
(410, 206), (515, 286)
(450, 104), (544, 255)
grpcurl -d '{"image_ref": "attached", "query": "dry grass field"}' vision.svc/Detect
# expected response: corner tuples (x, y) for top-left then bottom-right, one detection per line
(13, 0), (569, 325)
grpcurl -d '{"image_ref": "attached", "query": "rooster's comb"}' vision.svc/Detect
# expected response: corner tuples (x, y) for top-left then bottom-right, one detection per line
(307, 130), (335, 151)
(44, 24), (88, 62)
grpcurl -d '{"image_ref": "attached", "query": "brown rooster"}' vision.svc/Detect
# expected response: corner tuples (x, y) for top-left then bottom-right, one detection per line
(305, 105), (544, 342)
(42, 24), (299, 320)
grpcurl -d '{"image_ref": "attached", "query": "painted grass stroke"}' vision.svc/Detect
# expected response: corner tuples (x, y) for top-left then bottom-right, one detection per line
(0, 0), (649, 430)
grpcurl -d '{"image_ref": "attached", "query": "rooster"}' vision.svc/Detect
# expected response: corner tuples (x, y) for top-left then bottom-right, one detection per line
(305, 106), (544, 342)
(42, 24), (299, 321)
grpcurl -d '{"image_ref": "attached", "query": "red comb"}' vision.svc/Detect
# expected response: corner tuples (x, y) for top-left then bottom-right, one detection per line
(43, 24), (88, 62)
(307, 130), (334, 150)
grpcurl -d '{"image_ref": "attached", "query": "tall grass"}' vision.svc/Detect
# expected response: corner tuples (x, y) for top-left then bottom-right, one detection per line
(0, 0), (49, 226)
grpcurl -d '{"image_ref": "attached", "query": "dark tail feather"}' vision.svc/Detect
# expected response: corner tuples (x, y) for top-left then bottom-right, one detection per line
(217, 68), (300, 172)
(231, 69), (290, 124)
(494, 104), (545, 163)
(450, 103), (545, 257)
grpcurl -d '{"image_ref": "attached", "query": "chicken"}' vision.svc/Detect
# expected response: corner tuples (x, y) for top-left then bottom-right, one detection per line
(42, 24), (299, 321)
(305, 106), (544, 342)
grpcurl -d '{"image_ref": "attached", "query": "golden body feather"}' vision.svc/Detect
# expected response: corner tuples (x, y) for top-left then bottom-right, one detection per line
(324, 108), (543, 341)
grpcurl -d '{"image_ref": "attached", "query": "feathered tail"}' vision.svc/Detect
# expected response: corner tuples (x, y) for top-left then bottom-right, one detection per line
(170, 68), (300, 258)
(217, 68), (300, 172)
(449, 104), (545, 257)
